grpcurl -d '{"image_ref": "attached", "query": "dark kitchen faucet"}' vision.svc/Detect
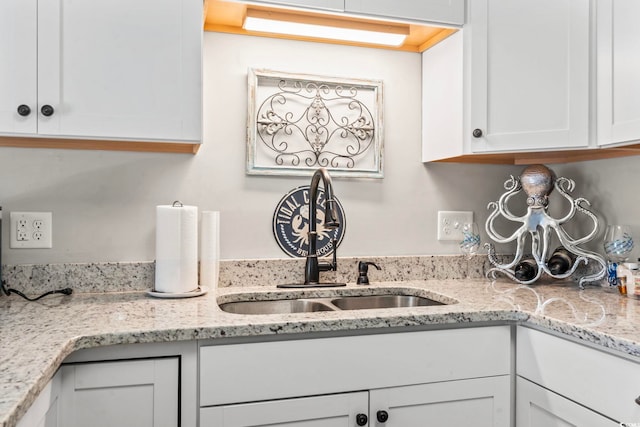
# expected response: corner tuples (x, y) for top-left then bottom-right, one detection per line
(278, 167), (346, 288)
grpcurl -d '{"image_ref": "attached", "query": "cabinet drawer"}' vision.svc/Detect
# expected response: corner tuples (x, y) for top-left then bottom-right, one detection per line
(517, 326), (640, 422)
(200, 325), (511, 406)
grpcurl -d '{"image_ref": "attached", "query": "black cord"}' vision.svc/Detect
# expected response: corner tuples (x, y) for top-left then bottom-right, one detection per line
(1, 280), (72, 301)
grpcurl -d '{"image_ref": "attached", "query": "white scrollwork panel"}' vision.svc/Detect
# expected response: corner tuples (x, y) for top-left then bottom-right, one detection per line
(247, 69), (383, 178)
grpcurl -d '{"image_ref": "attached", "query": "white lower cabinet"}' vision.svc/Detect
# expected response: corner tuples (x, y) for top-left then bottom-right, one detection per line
(199, 326), (512, 427)
(200, 392), (369, 426)
(16, 370), (61, 427)
(517, 326), (640, 425)
(201, 376), (510, 427)
(59, 358), (180, 427)
(370, 376), (510, 427)
(21, 325), (640, 427)
(516, 377), (618, 427)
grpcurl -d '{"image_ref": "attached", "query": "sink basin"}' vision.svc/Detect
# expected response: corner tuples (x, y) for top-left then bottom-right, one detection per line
(219, 290), (451, 315)
(219, 299), (334, 315)
(331, 295), (444, 310)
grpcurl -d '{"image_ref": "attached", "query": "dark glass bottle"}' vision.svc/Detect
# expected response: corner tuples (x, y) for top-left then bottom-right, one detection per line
(514, 258), (538, 281)
(547, 246), (576, 275)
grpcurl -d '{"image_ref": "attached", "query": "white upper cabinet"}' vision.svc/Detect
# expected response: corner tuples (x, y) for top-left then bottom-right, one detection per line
(240, 0), (343, 12)
(0, 0), (202, 145)
(597, 0), (640, 147)
(344, 0), (465, 26)
(0, 0), (38, 135)
(237, 0), (464, 25)
(422, 0), (592, 162)
(422, 31), (464, 162)
(468, 0), (590, 153)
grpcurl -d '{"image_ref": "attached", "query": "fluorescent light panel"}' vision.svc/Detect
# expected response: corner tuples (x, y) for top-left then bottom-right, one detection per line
(243, 10), (408, 47)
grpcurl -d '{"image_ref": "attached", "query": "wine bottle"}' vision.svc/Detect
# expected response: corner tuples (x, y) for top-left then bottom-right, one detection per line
(547, 246), (576, 275)
(514, 258), (538, 281)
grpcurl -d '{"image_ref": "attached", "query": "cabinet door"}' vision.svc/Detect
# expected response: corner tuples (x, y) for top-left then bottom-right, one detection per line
(0, 0), (37, 135)
(468, 0), (590, 153)
(345, 0), (464, 26)
(369, 376), (511, 427)
(597, 0), (640, 147)
(200, 392), (369, 427)
(422, 30), (463, 162)
(517, 326), (640, 422)
(59, 358), (179, 427)
(37, 0), (201, 142)
(16, 370), (61, 427)
(516, 377), (619, 427)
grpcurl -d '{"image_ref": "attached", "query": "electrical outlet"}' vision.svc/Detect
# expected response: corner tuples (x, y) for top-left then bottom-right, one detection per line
(10, 212), (52, 248)
(437, 211), (473, 241)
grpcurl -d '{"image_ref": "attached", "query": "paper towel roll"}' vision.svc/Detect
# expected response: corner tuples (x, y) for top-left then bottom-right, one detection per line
(155, 204), (198, 293)
(200, 211), (220, 288)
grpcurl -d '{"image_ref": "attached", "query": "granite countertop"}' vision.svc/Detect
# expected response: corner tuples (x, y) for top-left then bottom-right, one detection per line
(1, 278), (639, 427)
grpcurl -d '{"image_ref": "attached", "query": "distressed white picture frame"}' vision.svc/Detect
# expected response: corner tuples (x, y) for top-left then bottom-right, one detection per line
(247, 69), (384, 178)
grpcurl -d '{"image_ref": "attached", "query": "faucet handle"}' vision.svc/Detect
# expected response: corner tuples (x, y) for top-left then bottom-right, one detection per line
(332, 238), (338, 270)
(318, 239), (339, 273)
(357, 261), (381, 285)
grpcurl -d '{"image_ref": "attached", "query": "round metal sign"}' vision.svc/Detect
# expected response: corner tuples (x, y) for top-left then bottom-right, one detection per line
(272, 185), (346, 258)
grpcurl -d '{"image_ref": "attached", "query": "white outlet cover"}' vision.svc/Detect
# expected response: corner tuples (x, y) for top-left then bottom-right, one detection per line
(10, 212), (53, 248)
(437, 211), (473, 241)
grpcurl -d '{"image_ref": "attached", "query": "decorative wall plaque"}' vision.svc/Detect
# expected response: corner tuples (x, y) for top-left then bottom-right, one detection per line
(248, 69), (383, 178)
(272, 186), (346, 258)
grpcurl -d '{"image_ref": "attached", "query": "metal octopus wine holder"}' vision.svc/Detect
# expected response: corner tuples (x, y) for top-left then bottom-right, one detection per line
(484, 164), (607, 288)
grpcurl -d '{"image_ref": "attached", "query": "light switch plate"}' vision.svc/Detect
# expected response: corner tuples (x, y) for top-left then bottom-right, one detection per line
(437, 211), (473, 241)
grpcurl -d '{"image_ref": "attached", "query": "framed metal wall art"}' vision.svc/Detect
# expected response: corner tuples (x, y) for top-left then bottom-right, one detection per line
(247, 69), (384, 178)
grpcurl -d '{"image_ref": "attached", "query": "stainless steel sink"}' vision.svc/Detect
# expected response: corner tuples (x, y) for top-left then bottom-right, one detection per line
(330, 295), (444, 310)
(219, 299), (334, 315)
(219, 290), (451, 315)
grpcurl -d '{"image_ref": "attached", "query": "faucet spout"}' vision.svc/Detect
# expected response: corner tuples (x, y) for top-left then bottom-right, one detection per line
(278, 167), (346, 288)
(306, 168), (338, 284)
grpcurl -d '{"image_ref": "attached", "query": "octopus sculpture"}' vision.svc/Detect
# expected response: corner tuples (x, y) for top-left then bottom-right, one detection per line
(485, 164), (607, 288)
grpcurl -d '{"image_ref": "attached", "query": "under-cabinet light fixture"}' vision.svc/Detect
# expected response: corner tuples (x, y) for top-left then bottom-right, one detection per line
(243, 9), (409, 46)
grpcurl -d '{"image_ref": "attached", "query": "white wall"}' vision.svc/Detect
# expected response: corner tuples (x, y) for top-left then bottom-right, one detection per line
(8, 32), (626, 265)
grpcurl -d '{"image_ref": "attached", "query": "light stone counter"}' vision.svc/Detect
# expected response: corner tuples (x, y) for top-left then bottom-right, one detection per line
(0, 259), (639, 427)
